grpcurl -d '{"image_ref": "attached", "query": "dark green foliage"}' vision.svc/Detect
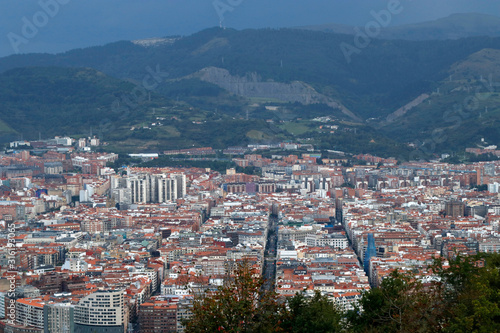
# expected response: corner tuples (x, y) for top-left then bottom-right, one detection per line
(185, 254), (500, 332)
(347, 270), (444, 333)
(282, 291), (342, 333)
(0, 66), (289, 152)
(2, 29), (500, 120)
(473, 184), (489, 192)
(0, 67), (155, 140)
(185, 261), (286, 333)
(159, 78), (224, 98)
(185, 262), (345, 333)
(309, 125), (417, 160)
(431, 255), (500, 332)
(2, 28), (500, 154)
(106, 154), (142, 171)
(347, 254), (500, 333)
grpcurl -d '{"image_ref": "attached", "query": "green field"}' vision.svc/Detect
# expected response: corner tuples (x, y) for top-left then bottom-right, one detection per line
(280, 121), (314, 136)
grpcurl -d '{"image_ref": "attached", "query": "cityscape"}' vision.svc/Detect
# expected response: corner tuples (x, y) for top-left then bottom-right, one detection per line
(0, 135), (499, 331)
(2, 1), (500, 332)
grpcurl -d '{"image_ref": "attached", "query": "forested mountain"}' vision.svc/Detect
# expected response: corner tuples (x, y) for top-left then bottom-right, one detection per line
(0, 67), (145, 141)
(0, 67), (290, 152)
(1, 21), (500, 155)
(3, 27), (500, 119)
(382, 48), (500, 153)
(297, 13), (500, 40)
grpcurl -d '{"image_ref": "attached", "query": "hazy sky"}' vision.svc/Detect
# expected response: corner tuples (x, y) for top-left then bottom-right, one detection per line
(1, 0), (499, 57)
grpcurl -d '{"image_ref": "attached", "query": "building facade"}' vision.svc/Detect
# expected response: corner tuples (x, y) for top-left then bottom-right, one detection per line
(74, 290), (125, 333)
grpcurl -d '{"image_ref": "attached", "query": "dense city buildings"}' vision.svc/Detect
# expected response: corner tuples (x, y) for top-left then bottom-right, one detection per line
(1, 138), (500, 331)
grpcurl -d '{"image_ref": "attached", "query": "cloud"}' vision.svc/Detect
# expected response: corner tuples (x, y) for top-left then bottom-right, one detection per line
(0, 0), (498, 57)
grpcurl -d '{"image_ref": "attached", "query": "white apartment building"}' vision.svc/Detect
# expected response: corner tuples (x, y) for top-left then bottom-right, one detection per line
(126, 173), (186, 204)
(74, 289), (125, 333)
(16, 298), (44, 329)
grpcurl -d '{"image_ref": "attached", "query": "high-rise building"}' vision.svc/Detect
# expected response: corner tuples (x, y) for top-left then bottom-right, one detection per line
(110, 175), (128, 191)
(126, 173), (186, 204)
(16, 298), (44, 330)
(172, 174), (187, 199)
(74, 289), (125, 333)
(138, 300), (177, 332)
(176, 298), (193, 333)
(112, 188), (132, 206)
(363, 233), (377, 274)
(157, 176), (177, 203)
(44, 302), (75, 333)
(156, 174), (186, 203)
(445, 201), (465, 218)
(128, 176), (151, 204)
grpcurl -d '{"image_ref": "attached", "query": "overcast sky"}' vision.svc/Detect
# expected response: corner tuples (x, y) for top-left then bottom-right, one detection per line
(1, 0), (499, 57)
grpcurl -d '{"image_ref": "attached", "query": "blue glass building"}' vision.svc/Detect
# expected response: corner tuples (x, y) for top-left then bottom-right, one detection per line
(363, 233), (376, 274)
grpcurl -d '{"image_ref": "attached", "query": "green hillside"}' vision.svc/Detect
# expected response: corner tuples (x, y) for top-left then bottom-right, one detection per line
(3, 28), (500, 121)
(0, 67), (297, 152)
(382, 49), (500, 153)
(298, 13), (500, 40)
(2, 26), (500, 156)
(0, 67), (142, 140)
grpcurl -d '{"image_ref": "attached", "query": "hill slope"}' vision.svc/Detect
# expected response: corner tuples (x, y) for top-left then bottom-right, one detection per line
(2, 28), (500, 122)
(2, 28), (500, 155)
(0, 67), (297, 152)
(297, 13), (500, 40)
(0, 67), (142, 140)
(382, 49), (500, 152)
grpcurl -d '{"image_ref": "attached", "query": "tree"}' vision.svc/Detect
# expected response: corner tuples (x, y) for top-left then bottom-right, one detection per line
(184, 260), (286, 333)
(347, 254), (500, 333)
(185, 254), (500, 332)
(434, 254), (500, 333)
(282, 291), (343, 333)
(347, 270), (444, 333)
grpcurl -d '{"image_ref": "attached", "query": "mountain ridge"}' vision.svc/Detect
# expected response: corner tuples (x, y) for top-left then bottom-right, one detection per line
(2, 27), (500, 121)
(295, 13), (500, 40)
(1, 26), (500, 155)
(194, 67), (360, 121)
